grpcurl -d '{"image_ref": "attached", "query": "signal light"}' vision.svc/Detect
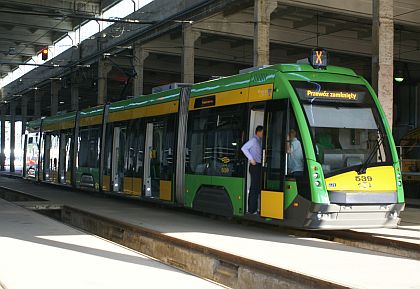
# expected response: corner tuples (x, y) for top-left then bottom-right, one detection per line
(41, 48), (48, 60)
(310, 48), (327, 69)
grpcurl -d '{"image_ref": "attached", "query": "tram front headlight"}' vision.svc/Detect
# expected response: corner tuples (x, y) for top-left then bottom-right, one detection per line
(396, 173), (401, 179)
(313, 173), (319, 179)
(314, 181), (321, 187)
(397, 181), (402, 186)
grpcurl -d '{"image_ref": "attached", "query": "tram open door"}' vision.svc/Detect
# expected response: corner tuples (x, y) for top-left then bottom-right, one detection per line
(111, 126), (126, 192)
(247, 101), (287, 219)
(143, 121), (168, 200)
(143, 118), (175, 201)
(246, 107), (264, 212)
(58, 131), (73, 185)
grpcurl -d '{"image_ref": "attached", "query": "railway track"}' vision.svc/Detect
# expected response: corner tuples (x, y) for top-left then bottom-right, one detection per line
(0, 185), (348, 289)
(0, 184), (418, 288)
(289, 228), (420, 260)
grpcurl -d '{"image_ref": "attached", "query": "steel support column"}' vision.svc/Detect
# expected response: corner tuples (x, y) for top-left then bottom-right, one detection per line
(133, 44), (150, 96)
(98, 59), (112, 105)
(21, 97), (28, 135)
(253, 0), (277, 66)
(182, 23), (200, 84)
(372, 0), (394, 129)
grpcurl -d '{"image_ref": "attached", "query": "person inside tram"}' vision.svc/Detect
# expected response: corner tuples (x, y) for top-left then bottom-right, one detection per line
(241, 125), (263, 214)
(286, 128), (304, 177)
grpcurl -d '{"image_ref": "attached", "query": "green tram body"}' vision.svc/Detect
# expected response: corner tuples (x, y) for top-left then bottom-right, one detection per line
(23, 64), (405, 229)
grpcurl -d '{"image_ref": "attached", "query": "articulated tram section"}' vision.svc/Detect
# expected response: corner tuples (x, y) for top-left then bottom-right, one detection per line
(0, 0), (420, 288)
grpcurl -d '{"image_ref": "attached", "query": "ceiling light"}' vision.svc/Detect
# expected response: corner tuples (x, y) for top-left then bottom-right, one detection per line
(395, 29), (404, 83)
(394, 69), (404, 82)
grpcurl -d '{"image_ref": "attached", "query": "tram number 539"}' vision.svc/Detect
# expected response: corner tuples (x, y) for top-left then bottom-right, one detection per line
(355, 176), (373, 182)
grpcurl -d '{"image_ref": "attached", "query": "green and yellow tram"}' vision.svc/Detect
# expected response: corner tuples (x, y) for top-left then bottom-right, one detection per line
(23, 53), (404, 229)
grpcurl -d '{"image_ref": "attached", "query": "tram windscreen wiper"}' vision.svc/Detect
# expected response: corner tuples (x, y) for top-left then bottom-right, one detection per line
(357, 134), (383, 174)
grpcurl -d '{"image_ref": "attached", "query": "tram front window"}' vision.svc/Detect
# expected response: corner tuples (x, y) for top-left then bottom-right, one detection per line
(292, 81), (392, 176)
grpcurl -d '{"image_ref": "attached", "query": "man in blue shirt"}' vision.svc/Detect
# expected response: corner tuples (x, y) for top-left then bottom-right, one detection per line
(241, 125), (263, 214)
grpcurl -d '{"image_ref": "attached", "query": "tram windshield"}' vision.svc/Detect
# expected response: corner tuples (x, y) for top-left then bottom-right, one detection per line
(291, 81), (392, 176)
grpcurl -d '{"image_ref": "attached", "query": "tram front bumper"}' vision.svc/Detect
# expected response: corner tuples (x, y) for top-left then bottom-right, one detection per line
(303, 203), (405, 230)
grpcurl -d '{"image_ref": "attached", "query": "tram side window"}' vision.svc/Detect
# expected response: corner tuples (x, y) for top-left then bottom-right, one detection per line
(187, 105), (245, 177)
(150, 116), (175, 181)
(286, 114), (305, 178)
(78, 126), (100, 168)
(286, 111), (311, 200)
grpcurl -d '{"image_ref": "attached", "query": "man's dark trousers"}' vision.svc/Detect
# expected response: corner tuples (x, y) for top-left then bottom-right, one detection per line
(248, 163), (262, 214)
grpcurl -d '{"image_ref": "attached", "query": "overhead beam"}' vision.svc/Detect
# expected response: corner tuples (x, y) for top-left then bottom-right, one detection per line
(200, 34), (222, 45)
(358, 30), (372, 39)
(0, 26), (65, 40)
(230, 39), (251, 49)
(0, 44), (36, 56)
(222, 0), (253, 17)
(0, 33), (52, 46)
(193, 15), (375, 59)
(292, 16), (316, 29)
(0, 0), (100, 15)
(271, 6), (298, 19)
(101, 0), (120, 12)
(325, 22), (359, 35)
(0, 12), (73, 33)
(0, 65), (12, 73)
(0, 55), (25, 63)
(170, 31), (181, 40)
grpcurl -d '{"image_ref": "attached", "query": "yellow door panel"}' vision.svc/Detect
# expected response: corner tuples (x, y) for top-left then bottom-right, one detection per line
(66, 171), (71, 185)
(51, 170), (58, 183)
(325, 166), (396, 192)
(260, 190), (284, 219)
(132, 177), (142, 196)
(160, 180), (172, 201)
(102, 175), (110, 191)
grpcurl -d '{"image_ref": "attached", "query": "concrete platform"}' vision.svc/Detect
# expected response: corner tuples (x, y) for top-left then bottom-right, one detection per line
(352, 207), (420, 245)
(1, 177), (420, 289)
(0, 198), (222, 289)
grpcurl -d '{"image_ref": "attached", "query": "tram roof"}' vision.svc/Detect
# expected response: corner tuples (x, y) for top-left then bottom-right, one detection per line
(108, 88), (181, 114)
(27, 63), (361, 128)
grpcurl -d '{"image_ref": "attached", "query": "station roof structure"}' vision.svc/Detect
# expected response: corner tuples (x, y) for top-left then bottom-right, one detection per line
(0, 0), (122, 78)
(0, 0), (419, 120)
